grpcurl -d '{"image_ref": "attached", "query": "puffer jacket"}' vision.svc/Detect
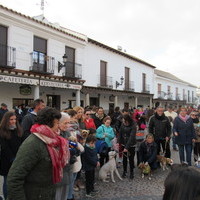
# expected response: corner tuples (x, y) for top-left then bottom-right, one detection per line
(148, 113), (171, 139)
(7, 134), (56, 200)
(174, 116), (196, 145)
(118, 122), (136, 149)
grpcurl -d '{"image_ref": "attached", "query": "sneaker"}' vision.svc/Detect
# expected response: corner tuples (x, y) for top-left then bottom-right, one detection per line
(122, 171), (127, 178)
(86, 193), (96, 198)
(73, 185), (79, 192)
(91, 189), (100, 194)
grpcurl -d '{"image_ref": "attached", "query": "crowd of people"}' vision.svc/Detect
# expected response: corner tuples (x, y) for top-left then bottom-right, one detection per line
(0, 100), (200, 200)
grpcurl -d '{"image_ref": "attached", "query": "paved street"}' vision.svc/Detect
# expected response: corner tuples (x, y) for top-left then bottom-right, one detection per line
(0, 149), (180, 200)
(75, 149), (180, 200)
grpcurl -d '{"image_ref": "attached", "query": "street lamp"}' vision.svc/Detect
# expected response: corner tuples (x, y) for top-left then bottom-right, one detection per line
(116, 76), (124, 88)
(58, 53), (68, 72)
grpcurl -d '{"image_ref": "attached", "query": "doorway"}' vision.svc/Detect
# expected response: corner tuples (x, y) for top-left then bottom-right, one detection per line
(46, 95), (60, 110)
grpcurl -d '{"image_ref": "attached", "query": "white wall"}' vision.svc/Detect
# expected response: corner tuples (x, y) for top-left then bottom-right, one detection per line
(84, 43), (155, 94)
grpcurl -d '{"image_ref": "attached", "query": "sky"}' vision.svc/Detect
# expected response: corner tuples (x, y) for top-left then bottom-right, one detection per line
(0, 0), (200, 86)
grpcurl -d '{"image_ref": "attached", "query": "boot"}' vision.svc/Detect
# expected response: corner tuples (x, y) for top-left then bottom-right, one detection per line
(130, 171), (134, 179)
(122, 171), (127, 178)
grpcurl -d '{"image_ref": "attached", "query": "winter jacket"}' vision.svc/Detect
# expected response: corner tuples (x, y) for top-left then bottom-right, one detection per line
(7, 134), (56, 200)
(118, 122), (136, 149)
(0, 129), (22, 176)
(92, 113), (107, 128)
(139, 141), (157, 164)
(148, 113), (171, 140)
(96, 124), (115, 147)
(173, 116), (196, 145)
(115, 114), (123, 133)
(0, 108), (8, 122)
(21, 112), (37, 141)
(82, 145), (98, 171)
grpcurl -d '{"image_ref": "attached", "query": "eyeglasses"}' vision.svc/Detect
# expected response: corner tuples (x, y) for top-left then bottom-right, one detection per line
(85, 113), (90, 115)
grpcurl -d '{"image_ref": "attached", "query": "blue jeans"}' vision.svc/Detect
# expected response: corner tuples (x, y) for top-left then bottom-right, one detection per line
(67, 173), (77, 199)
(3, 176), (7, 199)
(178, 144), (193, 166)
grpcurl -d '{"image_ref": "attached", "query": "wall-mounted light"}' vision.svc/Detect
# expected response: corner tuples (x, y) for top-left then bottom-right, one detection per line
(116, 76), (124, 88)
(58, 54), (68, 73)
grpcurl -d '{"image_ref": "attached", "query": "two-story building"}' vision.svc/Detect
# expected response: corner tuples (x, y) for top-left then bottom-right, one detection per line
(81, 39), (155, 112)
(153, 69), (197, 108)
(0, 5), (86, 110)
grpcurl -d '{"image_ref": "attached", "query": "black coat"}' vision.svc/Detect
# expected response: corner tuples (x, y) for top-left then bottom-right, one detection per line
(82, 145), (98, 171)
(148, 113), (171, 139)
(92, 114), (107, 129)
(0, 129), (22, 175)
(118, 122), (136, 149)
(0, 108), (8, 123)
(21, 112), (37, 141)
(139, 141), (157, 164)
(173, 116), (196, 145)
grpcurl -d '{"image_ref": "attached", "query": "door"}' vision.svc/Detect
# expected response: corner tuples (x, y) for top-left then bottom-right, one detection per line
(100, 61), (107, 86)
(0, 25), (7, 66)
(142, 73), (146, 92)
(65, 46), (75, 77)
(125, 67), (130, 90)
(90, 97), (99, 107)
(46, 95), (60, 110)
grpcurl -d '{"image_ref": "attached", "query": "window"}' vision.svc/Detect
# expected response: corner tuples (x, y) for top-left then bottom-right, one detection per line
(167, 86), (171, 93)
(158, 84), (162, 92)
(142, 73), (146, 91)
(0, 25), (8, 66)
(100, 60), (107, 86)
(64, 46), (75, 77)
(125, 67), (130, 89)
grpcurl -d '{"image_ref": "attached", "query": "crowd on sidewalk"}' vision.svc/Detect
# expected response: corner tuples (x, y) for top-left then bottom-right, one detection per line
(0, 100), (200, 200)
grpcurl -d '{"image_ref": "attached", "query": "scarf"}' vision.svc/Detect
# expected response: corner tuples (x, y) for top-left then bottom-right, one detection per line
(31, 124), (70, 184)
(155, 112), (165, 120)
(179, 114), (189, 123)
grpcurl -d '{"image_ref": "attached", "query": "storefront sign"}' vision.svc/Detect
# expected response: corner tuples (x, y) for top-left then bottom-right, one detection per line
(40, 80), (82, 90)
(19, 85), (32, 95)
(0, 75), (39, 85)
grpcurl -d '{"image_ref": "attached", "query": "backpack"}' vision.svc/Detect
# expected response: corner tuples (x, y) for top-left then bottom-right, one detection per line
(95, 139), (109, 157)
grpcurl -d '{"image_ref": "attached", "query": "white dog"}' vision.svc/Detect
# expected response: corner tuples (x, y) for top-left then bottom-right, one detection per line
(99, 151), (123, 183)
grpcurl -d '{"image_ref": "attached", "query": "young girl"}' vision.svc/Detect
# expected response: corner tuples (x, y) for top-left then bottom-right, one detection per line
(139, 134), (157, 170)
(0, 111), (22, 199)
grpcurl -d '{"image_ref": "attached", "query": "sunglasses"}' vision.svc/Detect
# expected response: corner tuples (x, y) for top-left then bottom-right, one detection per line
(85, 113), (90, 115)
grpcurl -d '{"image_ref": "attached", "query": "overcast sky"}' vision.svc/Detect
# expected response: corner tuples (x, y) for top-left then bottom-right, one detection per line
(0, 0), (200, 86)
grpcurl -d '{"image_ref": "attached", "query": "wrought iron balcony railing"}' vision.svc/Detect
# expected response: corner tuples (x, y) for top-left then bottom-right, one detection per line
(0, 43), (16, 68)
(30, 52), (55, 74)
(167, 92), (173, 100)
(158, 91), (166, 99)
(124, 81), (135, 91)
(62, 61), (82, 79)
(142, 84), (150, 93)
(97, 75), (113, 89)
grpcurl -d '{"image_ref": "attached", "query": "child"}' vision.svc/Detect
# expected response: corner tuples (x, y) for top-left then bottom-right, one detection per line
(139, 134), (157, 170)
(82, 135), (100, 198)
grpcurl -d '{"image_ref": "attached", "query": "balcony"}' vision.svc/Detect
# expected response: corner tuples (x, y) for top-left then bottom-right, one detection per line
(0, 44), (16, 68)
(176, 94), (181, 101)
(183, 94), (187, 101)
(62, 61), (82, 79)
(142, 84), (150, 93)
(124, 81), (135, 91)
(167, 92), (173, 100)
(97, 75), (113, 89)
(188, 97), (192, 103)
(30, 52), (55, 74)
(158, 91), (166, 99)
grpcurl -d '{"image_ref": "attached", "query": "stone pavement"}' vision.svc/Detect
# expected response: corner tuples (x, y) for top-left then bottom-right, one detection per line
(0, 149), (180, 200)
(75, 149), (180, 200)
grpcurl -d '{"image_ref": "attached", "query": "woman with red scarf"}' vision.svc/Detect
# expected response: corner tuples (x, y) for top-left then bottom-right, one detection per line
(7, 107), (70, 200)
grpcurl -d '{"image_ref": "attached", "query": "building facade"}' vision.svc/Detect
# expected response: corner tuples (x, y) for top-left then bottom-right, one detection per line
(153, 69), (197, 108)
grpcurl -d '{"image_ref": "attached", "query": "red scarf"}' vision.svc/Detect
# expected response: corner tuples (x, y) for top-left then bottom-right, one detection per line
(31, 124), (70, 184)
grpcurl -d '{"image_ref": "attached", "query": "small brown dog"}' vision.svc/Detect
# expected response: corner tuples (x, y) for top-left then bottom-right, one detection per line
(138, 162), (152, 180)
(157, 155), (173, 171)
(80, 130), (90, 145)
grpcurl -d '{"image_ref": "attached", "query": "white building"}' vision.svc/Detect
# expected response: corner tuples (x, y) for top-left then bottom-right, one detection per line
(153, 69), (197, 108)
(0, 4), (87, 110)
(82, 39), (155, 111)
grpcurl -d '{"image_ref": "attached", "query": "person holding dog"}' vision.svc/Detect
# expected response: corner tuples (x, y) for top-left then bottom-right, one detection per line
(96, 116), (115, 167)
(148, 106), (171, 158)
(118, 114), (136, 179)
(139, 134), (158, 170)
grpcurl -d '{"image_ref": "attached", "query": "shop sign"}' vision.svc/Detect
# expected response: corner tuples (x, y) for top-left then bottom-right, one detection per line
(19, 85), (32, 95)
(40, 80), (82, 90)
(0, 75), (39, 85)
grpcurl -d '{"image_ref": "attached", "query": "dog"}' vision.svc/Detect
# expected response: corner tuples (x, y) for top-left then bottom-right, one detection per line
(80, 130), (90, 145)
(138, 162), (152, 180)
(157, 155), (173, 171)
(99, 151), (123, 183)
